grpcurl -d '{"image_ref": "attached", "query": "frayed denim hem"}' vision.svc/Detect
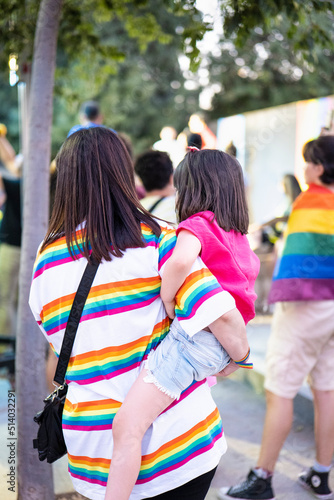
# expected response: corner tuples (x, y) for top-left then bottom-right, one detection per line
(144, 361), (179, 400)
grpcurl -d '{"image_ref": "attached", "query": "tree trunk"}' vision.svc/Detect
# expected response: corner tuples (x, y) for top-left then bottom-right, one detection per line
(17, 1), (62, 498)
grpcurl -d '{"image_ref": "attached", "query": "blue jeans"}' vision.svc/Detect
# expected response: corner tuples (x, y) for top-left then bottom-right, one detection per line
(145, 318), (231, 399)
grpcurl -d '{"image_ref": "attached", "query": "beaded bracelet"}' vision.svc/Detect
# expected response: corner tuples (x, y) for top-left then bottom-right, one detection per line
(234, 348), (253, 369)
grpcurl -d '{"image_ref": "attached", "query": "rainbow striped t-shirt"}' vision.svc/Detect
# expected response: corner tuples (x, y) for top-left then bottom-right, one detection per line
(268, 183), (334, 303)
(29, 222), (235, 500)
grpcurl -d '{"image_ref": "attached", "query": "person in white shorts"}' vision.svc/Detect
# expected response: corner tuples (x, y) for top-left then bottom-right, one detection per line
(219, 135), (334, 500)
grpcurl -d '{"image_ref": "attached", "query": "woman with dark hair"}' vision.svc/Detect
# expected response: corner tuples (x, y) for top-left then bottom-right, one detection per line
(282, 173), (302, 207)
(258, 173), (302, 242)
(29, 128), (247, 500)
(219, 135), (334, 500)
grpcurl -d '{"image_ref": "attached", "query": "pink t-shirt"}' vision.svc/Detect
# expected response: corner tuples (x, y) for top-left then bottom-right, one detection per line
(176, 211), (260, 324)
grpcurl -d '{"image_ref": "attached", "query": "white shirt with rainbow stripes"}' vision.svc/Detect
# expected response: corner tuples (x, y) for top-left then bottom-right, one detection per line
(29, 223), (235, 500)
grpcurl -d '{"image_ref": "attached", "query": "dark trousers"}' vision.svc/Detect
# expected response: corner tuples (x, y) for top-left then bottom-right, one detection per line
(144, 467), (217, 500)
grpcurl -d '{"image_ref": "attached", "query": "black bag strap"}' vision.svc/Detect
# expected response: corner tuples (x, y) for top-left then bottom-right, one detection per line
(54, 257), (99, 385)
(148, 196), (166, 213)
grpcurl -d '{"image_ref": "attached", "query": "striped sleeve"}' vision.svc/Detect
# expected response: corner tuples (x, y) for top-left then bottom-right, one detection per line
(158, 229), (235, 337)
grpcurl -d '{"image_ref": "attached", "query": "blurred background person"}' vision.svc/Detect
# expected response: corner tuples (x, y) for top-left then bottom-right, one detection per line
(0, 124), (22, 177)
(176, 130), (189, 155)
(249, 173), (302, 314)
(188, 132), (203, 149)
(67, 100), (116, 137)
(219, 135), (334, 500)
(134, 150), (177, 225)
(153, 126), (185, 168)
(260, 173), (302, 246)
(0, 126), (23, 338)
(225, 140), (249, 193)
(225, 141), (237, 158)
(320, 110), (334, 136)
(0, 128), (58, 386)
(188, 113), (217, 149)
(281, 173), (302, 213)
(118, 132), (146, 200)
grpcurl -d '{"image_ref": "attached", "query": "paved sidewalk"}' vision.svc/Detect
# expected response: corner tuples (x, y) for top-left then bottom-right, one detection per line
(206, 377), (333, 500)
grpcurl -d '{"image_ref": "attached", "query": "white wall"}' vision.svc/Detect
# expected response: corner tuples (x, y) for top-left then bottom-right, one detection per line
(217, 95), (334, 224)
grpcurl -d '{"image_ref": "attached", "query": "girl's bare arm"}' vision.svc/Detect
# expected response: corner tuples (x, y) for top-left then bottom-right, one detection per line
(160, 229), (201, 318)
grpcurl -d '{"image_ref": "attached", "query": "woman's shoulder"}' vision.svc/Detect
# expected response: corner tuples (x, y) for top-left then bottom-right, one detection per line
(141, 220), (175, 239)
(32, 233), (73, 280)
(141, 222), (177, 259)
(32, 225), (90, 279)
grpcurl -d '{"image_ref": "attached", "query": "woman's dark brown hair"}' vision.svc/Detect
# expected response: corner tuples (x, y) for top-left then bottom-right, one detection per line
(282, 174), (301, 204)
(174, 149), (249, 234)
(41, 127), (161, 262)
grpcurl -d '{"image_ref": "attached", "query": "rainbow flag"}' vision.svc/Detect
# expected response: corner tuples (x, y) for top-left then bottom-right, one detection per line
(268, 184), (334, 303)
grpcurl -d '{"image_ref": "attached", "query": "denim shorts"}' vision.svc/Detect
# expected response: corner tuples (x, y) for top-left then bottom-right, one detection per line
(145, 318), (231, 399)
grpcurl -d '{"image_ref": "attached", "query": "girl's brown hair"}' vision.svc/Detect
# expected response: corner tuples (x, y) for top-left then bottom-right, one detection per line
(41, 127), (161, 262)
(174, 149), (249, 234)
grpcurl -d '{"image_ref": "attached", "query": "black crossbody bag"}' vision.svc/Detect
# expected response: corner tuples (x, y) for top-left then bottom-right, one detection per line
(33, 257), (99, 463)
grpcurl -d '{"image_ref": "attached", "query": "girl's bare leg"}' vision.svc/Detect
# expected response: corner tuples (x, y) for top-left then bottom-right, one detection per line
(105, 369), (175, 500)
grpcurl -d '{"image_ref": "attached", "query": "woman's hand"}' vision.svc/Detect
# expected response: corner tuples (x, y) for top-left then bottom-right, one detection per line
(163, 299), (176, 319)
(216, 361), (239, 377)
(209, 308), (249, 362)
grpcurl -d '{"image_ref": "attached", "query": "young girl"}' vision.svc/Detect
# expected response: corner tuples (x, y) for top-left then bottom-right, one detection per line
(105, 148), (260, 500)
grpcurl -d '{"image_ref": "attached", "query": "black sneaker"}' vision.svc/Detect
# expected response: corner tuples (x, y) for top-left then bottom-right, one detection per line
(298, 467), (333, 499)
(218, 469), (275, 500)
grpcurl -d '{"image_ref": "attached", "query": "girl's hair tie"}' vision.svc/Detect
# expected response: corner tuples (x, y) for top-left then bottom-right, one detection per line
(187, 146), (200, 152)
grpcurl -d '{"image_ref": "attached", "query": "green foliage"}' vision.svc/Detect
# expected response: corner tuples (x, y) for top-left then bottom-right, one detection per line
(1, 0), (334, 154)
(52, 3), (202, 155)
(221, 0), (334, 61)
(0, 0), (208, 75)
(206, 19), (334, 119)
(0, 71), (20, 151)
(0, 0), (209, 155)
